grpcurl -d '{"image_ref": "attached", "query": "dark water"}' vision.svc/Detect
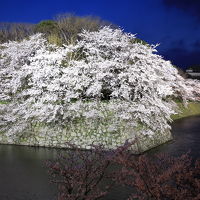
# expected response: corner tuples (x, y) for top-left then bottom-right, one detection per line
(148, 115), (200, 159)
(0, 116), (200, 200)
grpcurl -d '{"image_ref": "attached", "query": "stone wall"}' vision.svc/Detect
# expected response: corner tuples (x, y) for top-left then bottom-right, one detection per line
(0, 119), (172, 154)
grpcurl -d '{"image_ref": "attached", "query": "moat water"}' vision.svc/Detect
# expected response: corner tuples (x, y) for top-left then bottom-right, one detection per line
(0, 116), (200, 200)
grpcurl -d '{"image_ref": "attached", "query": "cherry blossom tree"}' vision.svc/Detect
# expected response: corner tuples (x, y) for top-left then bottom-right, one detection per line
(0, 27), (200, 147)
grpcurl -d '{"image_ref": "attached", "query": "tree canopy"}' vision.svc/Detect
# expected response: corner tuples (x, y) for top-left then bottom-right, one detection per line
(0, 27), (200, 146)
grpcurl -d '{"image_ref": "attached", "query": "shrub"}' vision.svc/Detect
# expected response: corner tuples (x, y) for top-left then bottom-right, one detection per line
(47, 33), (62, 46)
(34, 20), (59, 35)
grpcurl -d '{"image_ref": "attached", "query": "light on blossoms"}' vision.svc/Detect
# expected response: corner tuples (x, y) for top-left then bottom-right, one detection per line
(0, 27), (200, 150)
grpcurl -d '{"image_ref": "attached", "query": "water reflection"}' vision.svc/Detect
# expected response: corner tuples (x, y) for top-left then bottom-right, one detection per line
(0, 145), (60, 200)
(0, 116), (200, 200)
(148, 116), (200, 159)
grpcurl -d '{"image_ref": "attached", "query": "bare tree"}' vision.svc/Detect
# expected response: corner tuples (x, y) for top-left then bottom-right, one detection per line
(0, 22), (34, 43)
(113, 152), (200, 200)
(55, 13), (115, 44)
(47, 142), (200, 200)
(46, 143), (118, 200)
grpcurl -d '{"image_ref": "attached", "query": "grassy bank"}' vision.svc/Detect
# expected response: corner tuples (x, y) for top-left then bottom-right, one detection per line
(0, 101), (8, 104)
(172, 102), (200, 120)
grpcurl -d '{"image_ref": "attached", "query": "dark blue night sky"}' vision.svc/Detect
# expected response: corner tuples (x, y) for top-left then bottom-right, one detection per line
(1, 0), (200, 69)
